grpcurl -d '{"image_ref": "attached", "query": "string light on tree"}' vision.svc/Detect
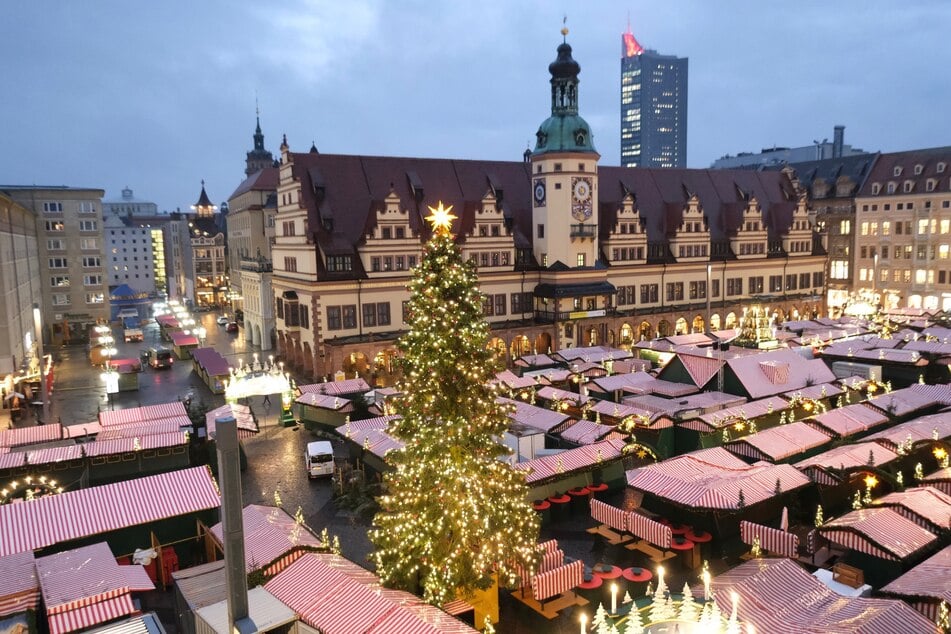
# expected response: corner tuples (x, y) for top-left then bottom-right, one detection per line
(369, 202), (540, 610)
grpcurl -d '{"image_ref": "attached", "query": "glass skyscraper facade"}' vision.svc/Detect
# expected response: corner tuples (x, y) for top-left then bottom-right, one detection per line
(620, 28), (687, 168)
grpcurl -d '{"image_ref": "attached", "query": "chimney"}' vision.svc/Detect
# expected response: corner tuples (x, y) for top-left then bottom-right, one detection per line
(833, 125), (845, 159)
(215, 415), (249, 630)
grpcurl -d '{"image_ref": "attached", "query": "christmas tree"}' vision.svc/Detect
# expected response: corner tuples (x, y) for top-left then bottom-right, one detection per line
(370, 203), (540, 605)
(679, 582), (700, 622)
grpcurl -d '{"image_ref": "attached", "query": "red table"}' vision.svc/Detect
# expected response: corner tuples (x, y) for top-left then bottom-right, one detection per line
(622, 567), (653, 583)
(587, 482), (609, 499)
(669, 536), (694, 551)
(532, 500), (551, 511)
(547, 493), (571, 522)
(577, 575), (603, 590)
(593, 564), (623, 580)
(685, 529), (712, 543)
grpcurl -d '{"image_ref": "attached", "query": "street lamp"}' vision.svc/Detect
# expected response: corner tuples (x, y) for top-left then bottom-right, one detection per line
(196, 326), (206, 346)
(100, 343), (118, 411)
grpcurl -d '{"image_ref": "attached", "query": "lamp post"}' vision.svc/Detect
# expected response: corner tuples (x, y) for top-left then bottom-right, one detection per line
(196, 326), (206, 347)
(32, 304), (49, 423)
(100, 342), (118, 411)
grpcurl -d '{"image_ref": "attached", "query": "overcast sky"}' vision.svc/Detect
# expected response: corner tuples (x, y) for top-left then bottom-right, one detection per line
(3, 1), (950, 211)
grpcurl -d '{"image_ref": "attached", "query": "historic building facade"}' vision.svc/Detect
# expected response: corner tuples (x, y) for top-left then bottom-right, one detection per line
(853, 147), (951, 312)
(270, 38), (826, 382)
(189, 183), (228, 308)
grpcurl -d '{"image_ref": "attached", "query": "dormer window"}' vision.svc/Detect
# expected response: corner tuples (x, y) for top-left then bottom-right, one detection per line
(938, 162), (946, 174)
(871, 183), (881, 195)
(904, 181), (914, 193)
(893, 166), (903, 177)
(574, 130), (587, 145)
(887, 182), (896, 194)
(927, 179), (936, 192)
(914, 164), (924, 175)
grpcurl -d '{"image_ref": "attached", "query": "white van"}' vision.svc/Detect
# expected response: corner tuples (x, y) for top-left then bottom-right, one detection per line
(305, 441), (335, 479)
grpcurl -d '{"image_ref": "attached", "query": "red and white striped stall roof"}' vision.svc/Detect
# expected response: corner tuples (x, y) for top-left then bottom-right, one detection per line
(298, 377), (370, 396)
(295, 392), (354, 412)
(781, 382), (844, 401)
(335, 415), (400, 436)
(739, 520), (799, 558)
(535, 386), (591, 407)
(0, 424), (64, 448)
(36, 542), (153, 612)
(501, 398), (571, 433)
(553, 346), (632, 364)
(588, 398), (646, 419)
(209, 504), (324, 574)
(725, 421), (833, 462)
(872, 486), (951, 531)
(0, 466), (220, 557)
(865, 384), (951, 416)
(265, 553), (477, 634)
(493, 370), (537, 390)
(515, 438), (626, 484)
(626, 447), (811, 510)
(168, 331), (199, 346)
(819, 507), (937, 561)
(622, 377), (701, 398)
(46, 591), (137, 634)
(532, 368), (572, 384)
(64, 423), (103, 438)
(205, 403), (258, 438)
(675, 352), (723, 389)
(711, 557), (937, 634)
(82, 431), (188, 457)
(923, 466), (951, 495)
(558, 420), (613, 445)
(0, 452), (27, 470)
(794, 441), (898, 472)
(26, 445), (83, 466)
(808, 403), (889, 438)
(346, 429), (404, 459)
(0, 550), (38, 618)
(686, 396), (789, 432)
(514, 353), (556, 368)
(865, 411), (951, 448)
(621, 393), (715, 418)
(880, 545), (951, 622)
(96, 417), (191, 440)
(99, 401), (187, 427)
(587, 371), (654, 395)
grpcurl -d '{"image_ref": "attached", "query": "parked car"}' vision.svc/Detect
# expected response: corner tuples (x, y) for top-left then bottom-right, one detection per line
(144, 347), (174, 369)
(216, 315), (230, 325)
(225, 322), (239, 333)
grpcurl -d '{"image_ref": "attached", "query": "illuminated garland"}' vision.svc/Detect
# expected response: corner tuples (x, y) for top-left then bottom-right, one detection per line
(369, 203), (540, 607)
(0, 475), (64, 504)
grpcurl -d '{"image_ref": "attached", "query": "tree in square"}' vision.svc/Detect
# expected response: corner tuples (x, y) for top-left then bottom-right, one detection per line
(369, 202), (540, 606)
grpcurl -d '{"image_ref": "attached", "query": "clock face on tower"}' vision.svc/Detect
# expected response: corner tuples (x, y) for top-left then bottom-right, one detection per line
(533, 179), (546, 207)
(571, 176), (593, 221)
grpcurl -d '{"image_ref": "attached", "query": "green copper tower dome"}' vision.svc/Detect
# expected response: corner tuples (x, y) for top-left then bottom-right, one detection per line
(533, 34), (597, 156)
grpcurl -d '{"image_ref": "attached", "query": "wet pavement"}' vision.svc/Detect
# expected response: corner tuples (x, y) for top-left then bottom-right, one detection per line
(6, 313), (719, 633)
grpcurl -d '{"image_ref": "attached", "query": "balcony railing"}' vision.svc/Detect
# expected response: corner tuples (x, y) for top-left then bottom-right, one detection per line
(570, 224), (596, 239)
(241, 258), (273, 273)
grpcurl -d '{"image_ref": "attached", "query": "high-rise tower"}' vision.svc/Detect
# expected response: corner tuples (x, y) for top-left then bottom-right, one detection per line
(620, 25), (687, 168)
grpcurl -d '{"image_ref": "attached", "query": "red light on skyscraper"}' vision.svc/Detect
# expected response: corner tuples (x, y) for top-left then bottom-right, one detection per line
(623, 30), (644, 57)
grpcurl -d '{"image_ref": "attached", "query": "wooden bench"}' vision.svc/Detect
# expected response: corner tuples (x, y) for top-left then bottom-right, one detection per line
(511, 588), (588, 619)
(625, 539), (676, 563)
(586, 524), (634, 546)
(832, 562), (864, 588)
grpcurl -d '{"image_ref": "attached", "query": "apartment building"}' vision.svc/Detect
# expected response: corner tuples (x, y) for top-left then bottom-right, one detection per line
(2, 186), (108, 344)
(0, 192), (42, 384)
